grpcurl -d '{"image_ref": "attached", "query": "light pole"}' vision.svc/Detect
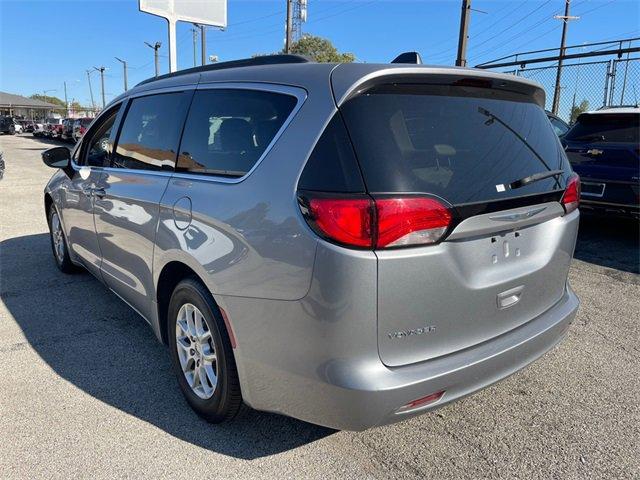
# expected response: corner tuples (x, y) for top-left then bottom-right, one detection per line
(86, 70), (96, 111)
(42, 89), (56, 120)
(145, 41), (162, 77)
(93, 66), (106, 109)
(115, 57), (128, 91)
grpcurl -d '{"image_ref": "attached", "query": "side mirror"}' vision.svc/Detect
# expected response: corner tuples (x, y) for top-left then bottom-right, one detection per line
(42, 147), (71, 169)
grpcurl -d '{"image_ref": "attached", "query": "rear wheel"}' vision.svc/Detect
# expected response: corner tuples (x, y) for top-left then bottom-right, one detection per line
(48, 207), (76, 273)
(167, 277), (242, 423)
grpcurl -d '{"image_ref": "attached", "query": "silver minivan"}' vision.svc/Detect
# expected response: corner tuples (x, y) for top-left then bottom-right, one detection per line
(42, 55), (580, 430)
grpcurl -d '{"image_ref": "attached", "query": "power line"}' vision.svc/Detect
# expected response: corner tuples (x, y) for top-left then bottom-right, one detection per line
(468, 0), (554, 53)
(470, 0), (610, 65)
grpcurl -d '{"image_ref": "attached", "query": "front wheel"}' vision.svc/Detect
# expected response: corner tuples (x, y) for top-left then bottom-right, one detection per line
(167, 278), (242, 423)
(48, 207), (76, 273)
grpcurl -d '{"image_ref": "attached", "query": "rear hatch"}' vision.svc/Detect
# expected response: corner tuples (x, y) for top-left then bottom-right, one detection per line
(336, 77), (578, 366)
(563, 112), (639, 204)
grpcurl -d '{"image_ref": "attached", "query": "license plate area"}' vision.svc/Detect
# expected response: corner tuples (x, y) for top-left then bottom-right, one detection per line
(581, 182), (606, 198)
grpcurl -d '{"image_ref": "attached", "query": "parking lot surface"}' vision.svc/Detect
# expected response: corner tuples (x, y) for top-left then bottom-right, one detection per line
(1, 134), (639, 479)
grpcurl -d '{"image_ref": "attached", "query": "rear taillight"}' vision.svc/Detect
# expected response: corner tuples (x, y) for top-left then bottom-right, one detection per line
(307, 197), (373, 248)
(299, 194), (452, 249)
(376, 197), (452, 248)
(561, 174), (581, 214)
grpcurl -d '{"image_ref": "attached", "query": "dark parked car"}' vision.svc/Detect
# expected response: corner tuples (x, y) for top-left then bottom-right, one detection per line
(563, 107), (639, 219)
(0, 115), (16, 135)
(546, 111), (570, 137)
(20, 120), (36, 133)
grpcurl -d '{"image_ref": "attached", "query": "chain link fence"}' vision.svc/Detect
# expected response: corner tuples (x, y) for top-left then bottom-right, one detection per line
(491, 57), (639, 124)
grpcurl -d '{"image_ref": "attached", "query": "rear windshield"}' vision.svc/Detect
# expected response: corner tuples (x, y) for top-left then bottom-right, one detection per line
(340, 84), (571, 205)
(565, 113), (639, 143)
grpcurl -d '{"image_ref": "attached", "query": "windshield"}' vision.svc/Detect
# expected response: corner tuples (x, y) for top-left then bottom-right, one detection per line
(565, 113), (639, 143)
(340, 84), (571, 205)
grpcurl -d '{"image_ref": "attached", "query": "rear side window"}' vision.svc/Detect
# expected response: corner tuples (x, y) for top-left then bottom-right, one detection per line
(565, 113), (639, 143)
(298, 114), (365, 192)
(549, 116), (569, 136)
(114, 91), (192, 171)
(340, 84), (571, 206)
(176, 89), (297, 178)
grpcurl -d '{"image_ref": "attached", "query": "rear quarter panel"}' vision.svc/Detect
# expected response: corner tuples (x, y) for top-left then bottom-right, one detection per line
(153, 80), (339, 301)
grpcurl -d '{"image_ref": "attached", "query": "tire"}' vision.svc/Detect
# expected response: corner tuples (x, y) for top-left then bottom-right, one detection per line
(167, 277), (242, 423)
(47, 207), (76, 273)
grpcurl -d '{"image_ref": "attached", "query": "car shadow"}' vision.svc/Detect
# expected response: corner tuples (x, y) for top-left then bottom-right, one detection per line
(0, 233), (333, 460)
(23, 135), (75, 149)
(574, 214), (639, 274)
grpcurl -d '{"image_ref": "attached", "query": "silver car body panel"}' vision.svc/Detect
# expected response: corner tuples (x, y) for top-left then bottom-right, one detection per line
(44, 62), (580, 430)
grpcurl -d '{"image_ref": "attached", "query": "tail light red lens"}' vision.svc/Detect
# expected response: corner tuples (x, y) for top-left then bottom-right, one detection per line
(561, 174), (581, 214)
(307, 197), (373, 248)
(376, 197), (452, 248)
(300, 194), (452, 249)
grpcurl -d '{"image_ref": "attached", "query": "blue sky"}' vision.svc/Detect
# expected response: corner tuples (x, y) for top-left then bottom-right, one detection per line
(1, 0), (638, 106)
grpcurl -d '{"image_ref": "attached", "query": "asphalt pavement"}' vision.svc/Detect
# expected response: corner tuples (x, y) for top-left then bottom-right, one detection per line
(1, 133), (638, 479)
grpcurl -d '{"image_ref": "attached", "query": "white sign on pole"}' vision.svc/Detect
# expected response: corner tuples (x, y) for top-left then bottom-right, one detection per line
(139, 0), (227, 73)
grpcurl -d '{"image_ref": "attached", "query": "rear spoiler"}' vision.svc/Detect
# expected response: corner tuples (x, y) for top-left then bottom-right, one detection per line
(331, 64), (546, 108)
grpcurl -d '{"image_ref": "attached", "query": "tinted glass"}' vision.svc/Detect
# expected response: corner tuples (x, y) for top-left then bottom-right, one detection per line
(549, 117), (569, 136)
(340, 84), (571, 205)
(80, 106), (120, 167)
(176, 89), (297, 177)
(114, 92), (191, 171)
(298, 114), (365, 192)
(565, 113), (639, 143)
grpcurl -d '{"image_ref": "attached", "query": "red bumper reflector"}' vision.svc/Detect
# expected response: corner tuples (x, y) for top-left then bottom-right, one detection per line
(219, 307), (237, 349)
(397, 390), (445, 413)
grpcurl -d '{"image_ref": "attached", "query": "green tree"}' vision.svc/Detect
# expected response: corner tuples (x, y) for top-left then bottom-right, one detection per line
(288, 35), (355, 63)
(569, 99), (589, 124)
(30, 94), (65, 108)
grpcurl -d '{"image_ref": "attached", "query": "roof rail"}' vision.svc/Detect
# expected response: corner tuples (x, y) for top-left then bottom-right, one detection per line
(136, 54), (312, 87)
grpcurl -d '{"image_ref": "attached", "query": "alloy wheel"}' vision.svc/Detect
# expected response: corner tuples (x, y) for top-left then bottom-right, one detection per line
(50, 211), (65, 264)
(175, 303), (218, 399)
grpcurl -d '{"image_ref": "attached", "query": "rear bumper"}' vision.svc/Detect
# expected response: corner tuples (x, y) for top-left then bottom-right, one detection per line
(580, 200), (639, 219)
(230, 285), (579, 431)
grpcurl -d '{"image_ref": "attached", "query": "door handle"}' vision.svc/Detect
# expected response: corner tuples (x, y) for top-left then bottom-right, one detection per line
(93, 188), (106, 199)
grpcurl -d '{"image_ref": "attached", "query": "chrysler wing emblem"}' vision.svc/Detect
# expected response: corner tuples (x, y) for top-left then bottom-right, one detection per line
(489, 206), (547, 222)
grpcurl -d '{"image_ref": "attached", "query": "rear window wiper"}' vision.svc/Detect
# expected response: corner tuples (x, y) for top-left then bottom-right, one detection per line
(501, 169), (565, 191)
(478, 107), (562, 189)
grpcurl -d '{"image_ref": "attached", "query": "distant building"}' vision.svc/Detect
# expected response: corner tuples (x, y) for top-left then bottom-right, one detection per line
(0, 91), (61, 120)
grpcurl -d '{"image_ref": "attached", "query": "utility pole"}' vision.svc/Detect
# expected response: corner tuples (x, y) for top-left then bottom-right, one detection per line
(115, 57), (128, 91)
(86, 70), (96, 111)
(63, 81), (69, 117)
(145, 41), (162, 77)
(552, 0), (579, 115)
(285, 0), (293, 53)
(94, 66), (106, 109)
(199, 24), (207, 65)
(191, 27), (198, 67)
(455, 0), (472, 67)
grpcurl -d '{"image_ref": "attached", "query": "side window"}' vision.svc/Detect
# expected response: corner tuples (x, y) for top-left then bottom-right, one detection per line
(550, 117), (569, 136)
(79, 105), (120, 167)
(176, 89), (297, 177)
(113, 91), (191, 171)
(298, 114), (365, 193)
